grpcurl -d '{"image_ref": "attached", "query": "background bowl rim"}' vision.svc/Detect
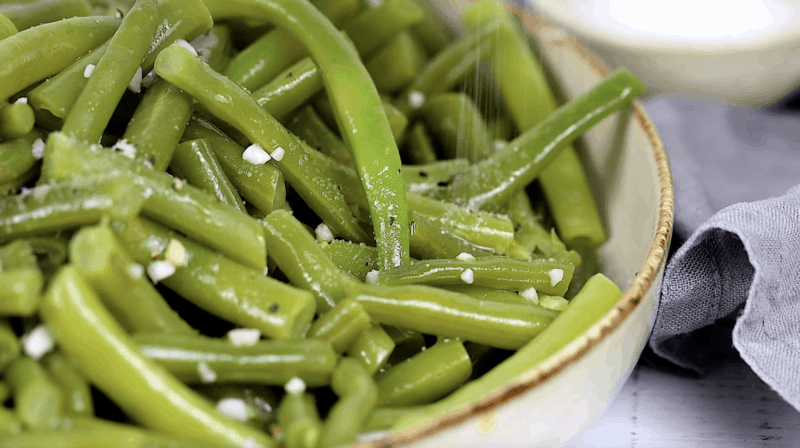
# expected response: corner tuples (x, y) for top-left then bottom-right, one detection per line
(356, 14), (675, 447)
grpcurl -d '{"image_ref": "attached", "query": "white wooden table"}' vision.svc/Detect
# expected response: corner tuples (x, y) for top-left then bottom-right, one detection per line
(566, 355), (800, 447)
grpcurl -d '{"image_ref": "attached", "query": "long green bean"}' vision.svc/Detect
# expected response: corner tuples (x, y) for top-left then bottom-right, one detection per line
(252, 57), (323, 123)
(277, 391), (321, 448)
(319, 239), (379, 282)
(419, 92), (491, 162)
(0, 0), (91, 31)
(340, 0), (424, 58)
(169, 139), (245, 211)
(367, 31), (428, 94)
(286, 106), (352, 167)
(408, 210), (494, 260)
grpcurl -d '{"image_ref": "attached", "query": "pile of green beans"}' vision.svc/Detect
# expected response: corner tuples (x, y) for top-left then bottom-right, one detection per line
(0, 0), (644, 446)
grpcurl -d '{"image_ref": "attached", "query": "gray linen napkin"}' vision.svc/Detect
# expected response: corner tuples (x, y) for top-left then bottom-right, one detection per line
(643, 97), (800, 411)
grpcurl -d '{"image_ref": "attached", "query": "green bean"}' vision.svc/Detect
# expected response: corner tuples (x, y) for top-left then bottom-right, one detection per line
(7, 426), (221, 448)
(0, 406), (22, 435)
(356, 284), (557, 350)
(540, 295), (569, 312)
(0, 0), (91, 31)
(419, 92), (491, 162)
(319, 239), (379, 282)
(262, 209), (361, 312)
(121, 79), (194, 171)
(61, 0), (159, 143)
(408, 211), (491, 260)
(0, 16), (118, 104)
(375, 338), (470, 407)
(0, 172), (146, 243)
(43, 131), (268, 270)
(384, 324), (425, 365)
(382, 98), (409, 142)
(363, 406), (420, 433)
(222, 0), (360, 91)
(403, 123), (438, 165)
(0, 163), (37, 199)
(207, 0), (411, 269)
(286, 106), (351, 167)
(0, 12), (17, 39)
(252, 57), (323, 123)
(0, 238), (37, 268)
(367, 31), (428, 94)
(0, 102), (34, 140)
(192, 24), (233, 72)
(5, 357), (64, 429)
(318, 357), (378, 448)
(397, 274), (622, 429)
(306, 299), (370, 354)
(504, 191), (581, 266)
(184, 133), (286, 215)
(0, 320), (20, 372)
(402, 159), (470, 195)
(407, 192), (514, 254)
(0, 128), (44, 183)
(433, 68), (645, 212)
(169, 139), (245, 211)
(346, 323), (395, 375)
(69, 223), (196, 335)
(139, 0), (213, 71)
(195, 384), (279, 430)
(408, 0), (454, 56)
(378, 256), (574, 296)
(155, 44), (370, 245)
(41, 351), (94, 417)
(22, 235), (68, 278)
(134, 333), (337, 387)
(114, 217), (316, 339)
(340, 0), (424, 58)
(442, 284), (540, 307)
(41, 266), (277, 447)
(277, 392), (321, 448)
(0, 267), (42, 316)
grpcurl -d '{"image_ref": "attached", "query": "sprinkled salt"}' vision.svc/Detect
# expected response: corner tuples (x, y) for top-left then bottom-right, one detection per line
(147, 260), (176, 283)
(243, 144), (271, 165)
(270, 146), (286, 161)
(31, 138), (45, 159)
(111, 139), (137, 158)
(284, 377), (306, 395)
(175, 39), (198, 56)
(128, 66), (143, 93)
(227, 328), (261, 346)
(22, 325), (54, 360)
(493, 140), (507, 150)
(520, 287), (539, 304)
(460, 268), (474, 284)
(14, 97), (27, 105)
(315, 223), (334, 242)
(217, 398), (249, 421)
(456, 252), (475, 261)
(172, 178), (184, 191)
(165, 239), (188, 267)
(262, 266), (269, 276)
(128, 263), (144, 279)
(408, 91), (426, 109)
(197, 361), (217, 383)
(548, 268), (564, 287)
(365, 269), (380, 285)
(83, 64), (95, 78)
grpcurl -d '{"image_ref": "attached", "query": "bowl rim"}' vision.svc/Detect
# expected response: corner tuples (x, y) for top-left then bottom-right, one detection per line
(356, 14), (675, 447)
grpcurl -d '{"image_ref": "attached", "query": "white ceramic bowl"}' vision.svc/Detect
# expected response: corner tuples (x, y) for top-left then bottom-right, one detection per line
(530, 0), (800, 108)
(354, 10), (674, 448)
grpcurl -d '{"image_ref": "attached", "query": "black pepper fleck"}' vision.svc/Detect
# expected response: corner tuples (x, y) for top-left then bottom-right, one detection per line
(269, 303), (279, 313)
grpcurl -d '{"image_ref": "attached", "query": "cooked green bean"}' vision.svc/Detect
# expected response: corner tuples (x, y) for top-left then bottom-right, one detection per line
(0, 16), (119, 104)
(402, 159), (470, 195)
(408, 0), (454, 55)
(195, 384), (279, 430)
(41, 351), (94, 417)
(43, 131), (268, 270)
(9, 424), (221, 447)
(0, 320), (20, 372)
(367, 31), (428, 94)
(0, 130), (43, 185)
(69, 223), (196, 335)
(252, 57), (323, 123)
(318, 357), (378, 448)
(114, 217), (316, 340)
(5, 356), (64, 429)
(262, 209), (361, 312)
(277, 392), (321, 448)
(0, 12), (17, 39)
(0, 102), (34, 140)
(61, 0), (160, 143)
(0, 406), (22, 435)
(0, 267), (42, 316)
(41, 266), (277, 447)
(346, 323), (395, 375)
(192, 24), (233, 72)
(134, 333), (337, 387)
(419, 92), (491, 162)
(356, 284), (557, 350)
(207, 0), (411, 269)
(286, 106), (352, 167)
(376, 338), (470, 407)
(0, 0), (91, 31)
(382, 98), (409, 142)
(139, 0), (213, 71)
(169, 139), (245, 211)
(306, 299), (370, 353)
(340, 0), (424, 58)
(409, 210), (494, 260)
(443, 284), (540, 307)
(0, 172), (146, 243)
(384, 324), (426, 365)
(155, 44), (370, 245)
(319, 239), (379, 282)
(403, 122), (439, 165)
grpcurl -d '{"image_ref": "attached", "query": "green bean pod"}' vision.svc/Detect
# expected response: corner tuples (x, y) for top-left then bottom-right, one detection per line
(402, 159), (470, 195)
(140, 0), (213, 70)
(169, 139), (245, 211)
(192, 24), (233, 72)
(377, 256), (574, 296)
(356, 284), (558, 350)
(61, 0), (160, 143)
(402, 122), (439, 165)
(0, 102), (34, 140)
(155, 44), (370, 245)
(0, 267), (43, 316)
(262, 209), (362, 312)
(375, 338), (471, 406)
(0, 172), (146, 243)
(0, 0), (91, 31)
(41, 351), (94, 417)
(40, 267), (277, 447)
(195, 384), (279, 430)
(69, 223), (196, 335)
(252, 57), (323, 123)
(504, 191), (581, 266)
(0, 320), (20, 372)
(409, 210), (494, 260)
(134, 333), (337, 387)
(5, 357), (64, 429)
(384, 324), (426, 365)
(340, 0), (424, 58)
(318, 357), (378, 448)
(443, 284), (540, 307)
(43, 131), (267, 271)
(0, 12), (17, 39)
(8, 421), (222, 447)
(367, 31), (428, 94)
(345, 323), (395, 375)
(419, 92), (491, 162)
(319, 239), (379, 282)
(286, 106), (352, 167)
(277, 392), (321, 448)
(0, 406), (22, 435)
(306, 299), (370, 353)
(0, 16), (119, 103)
(115, 217), (316, 339)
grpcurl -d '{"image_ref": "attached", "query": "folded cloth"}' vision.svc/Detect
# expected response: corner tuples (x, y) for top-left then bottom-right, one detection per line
(643, 97), (800, 411)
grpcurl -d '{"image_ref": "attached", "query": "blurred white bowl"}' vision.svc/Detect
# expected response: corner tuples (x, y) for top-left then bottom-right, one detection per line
(530, 0), (800, 108)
